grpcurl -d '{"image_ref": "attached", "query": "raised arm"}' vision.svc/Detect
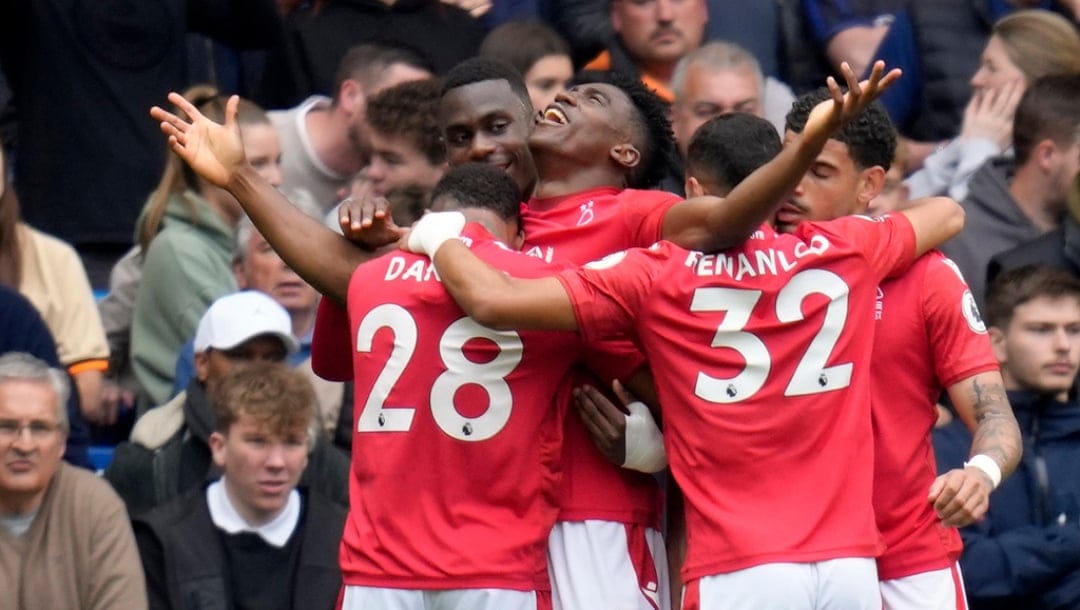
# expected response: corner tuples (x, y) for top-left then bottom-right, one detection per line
(661, 61), (902, 253)
(897, 196), (966, 257)
(406, 212), (578, 331)
(150, 93), (374, 304)
(929, 371), (1022, 527)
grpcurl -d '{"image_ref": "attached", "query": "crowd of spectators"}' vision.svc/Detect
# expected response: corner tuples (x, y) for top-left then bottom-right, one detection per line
(1, 0), (1079, 608)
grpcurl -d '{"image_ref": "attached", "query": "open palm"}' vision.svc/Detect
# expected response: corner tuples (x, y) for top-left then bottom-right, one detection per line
(149, 93), (246, 188)
(804, 61), (903, 140)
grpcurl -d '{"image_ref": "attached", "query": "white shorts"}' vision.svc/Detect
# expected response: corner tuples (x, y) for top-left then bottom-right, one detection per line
(880, 564), (967, 610)
(340, 585), (545, 610)
(547, 520), (669, 610)
(683, 557), (879, 610)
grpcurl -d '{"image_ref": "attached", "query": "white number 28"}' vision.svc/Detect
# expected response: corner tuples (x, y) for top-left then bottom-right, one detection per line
(355, 304), (523, 441)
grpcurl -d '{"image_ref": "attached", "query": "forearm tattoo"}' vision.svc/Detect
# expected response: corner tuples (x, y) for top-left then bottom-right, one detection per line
(969, 376), (1023, 478)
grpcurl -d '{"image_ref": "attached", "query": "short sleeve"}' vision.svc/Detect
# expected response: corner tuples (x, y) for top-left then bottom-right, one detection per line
(826, 213), (917, 282)
(921, 253), (999, 387)
(556, 245), (669, 345)
(619, 190), (682, 247)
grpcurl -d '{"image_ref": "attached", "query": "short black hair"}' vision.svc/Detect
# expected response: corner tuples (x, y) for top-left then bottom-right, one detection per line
(575, 70), (678, 189)
(785, 87), (896, 171)
(430, 163), (523, 223)
(686, 113), (781, 196)
(1013, 74), (1080, 166)
(985, 264), (1080, 329)
(442, 57), (532, 110)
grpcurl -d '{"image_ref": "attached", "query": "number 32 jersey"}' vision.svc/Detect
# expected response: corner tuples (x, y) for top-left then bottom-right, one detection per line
(340, 224), (585, 591)
(556, 216), (917, 582)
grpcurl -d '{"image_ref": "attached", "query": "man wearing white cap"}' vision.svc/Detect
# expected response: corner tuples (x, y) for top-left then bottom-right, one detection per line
(105, 291), (349, 517)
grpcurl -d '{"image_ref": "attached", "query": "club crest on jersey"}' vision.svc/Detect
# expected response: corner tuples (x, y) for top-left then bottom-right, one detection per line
(961, 290), (987, 333)
(577, 201), (595, 226)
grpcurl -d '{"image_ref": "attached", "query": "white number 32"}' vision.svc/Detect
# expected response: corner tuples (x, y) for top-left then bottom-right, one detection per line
(691, 270), (853, 403)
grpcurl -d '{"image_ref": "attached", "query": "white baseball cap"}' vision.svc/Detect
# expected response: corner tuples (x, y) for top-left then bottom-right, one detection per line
(194, 291), (299, 355)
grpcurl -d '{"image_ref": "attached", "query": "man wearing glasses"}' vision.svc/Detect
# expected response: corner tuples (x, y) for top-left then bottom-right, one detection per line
(0, 352), (146, 609)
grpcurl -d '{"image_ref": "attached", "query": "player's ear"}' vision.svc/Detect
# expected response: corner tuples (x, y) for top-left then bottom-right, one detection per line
(610, 143), (641, 171)
(685, 176), (705, 198)
(855, 165), (886, 213)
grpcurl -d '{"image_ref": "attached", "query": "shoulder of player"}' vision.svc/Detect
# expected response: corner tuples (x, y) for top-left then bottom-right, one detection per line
(614, 188), (682, 209)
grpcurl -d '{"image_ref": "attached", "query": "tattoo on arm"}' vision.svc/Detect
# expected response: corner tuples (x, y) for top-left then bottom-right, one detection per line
(969, 376), (1023, 479)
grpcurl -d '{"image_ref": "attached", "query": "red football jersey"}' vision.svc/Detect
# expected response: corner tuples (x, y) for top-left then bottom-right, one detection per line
(339, 225), (584, 590)
(871, 252), (998, 580)
(557, 216), (917, 581)
(521, 187), (681, 526)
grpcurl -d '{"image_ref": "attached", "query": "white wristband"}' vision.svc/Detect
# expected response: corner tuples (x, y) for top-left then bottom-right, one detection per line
(964, 454), (1002, 490)
(622, 401), (667, 473)
(406, 211), (466, 256)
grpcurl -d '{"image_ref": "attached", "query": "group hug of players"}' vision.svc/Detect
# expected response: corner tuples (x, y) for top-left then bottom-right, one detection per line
(149, 58), (1021, 610)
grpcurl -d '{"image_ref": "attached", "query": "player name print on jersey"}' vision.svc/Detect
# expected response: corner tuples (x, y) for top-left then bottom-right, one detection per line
(686, 234), (832, 281)
(383, 256), (441, 283)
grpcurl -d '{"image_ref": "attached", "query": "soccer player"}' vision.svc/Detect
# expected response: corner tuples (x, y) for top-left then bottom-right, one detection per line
(139, 109), (635, 603)
(779, 89), (1022, 609)
(338, 58), (901, 610)
(399, 183), (964, 609)
(334, 164), (626, 607)
(151, 59), (898, 610)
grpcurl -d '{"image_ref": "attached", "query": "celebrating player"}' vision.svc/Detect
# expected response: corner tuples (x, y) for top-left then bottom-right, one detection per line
(776, 88), (1021, 609)
(398, 185), (963, 609)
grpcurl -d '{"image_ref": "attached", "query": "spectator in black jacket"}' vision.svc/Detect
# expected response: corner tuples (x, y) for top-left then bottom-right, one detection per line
(934, 265), (1080, 610)
(134, 363), (344, 610)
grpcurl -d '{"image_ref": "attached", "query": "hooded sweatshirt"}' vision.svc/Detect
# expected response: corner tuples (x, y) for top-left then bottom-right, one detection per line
(130, 191), (237, 406)
(940, 156), (1048, 310)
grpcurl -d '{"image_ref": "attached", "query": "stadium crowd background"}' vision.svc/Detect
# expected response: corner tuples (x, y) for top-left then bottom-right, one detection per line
(1, 0), (1080, 608)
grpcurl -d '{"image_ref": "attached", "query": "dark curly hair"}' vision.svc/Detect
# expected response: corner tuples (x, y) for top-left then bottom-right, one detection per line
(574, 70), (678, 189)
(430, 163), (523, 223)
(784, 87), (896, 171)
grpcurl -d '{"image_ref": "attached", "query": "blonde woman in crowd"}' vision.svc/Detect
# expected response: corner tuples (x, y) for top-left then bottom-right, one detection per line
(906, 9), (1080, 200)
(130, 86), (282, 409)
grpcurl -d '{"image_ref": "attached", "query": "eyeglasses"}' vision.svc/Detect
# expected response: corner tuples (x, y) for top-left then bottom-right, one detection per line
(0, 420), (63, 442)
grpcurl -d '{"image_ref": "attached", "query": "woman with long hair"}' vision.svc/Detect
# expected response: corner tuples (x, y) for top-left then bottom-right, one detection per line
(906, 9), (1080, 201)
(0, 139), (112, 426)
(129, 86), (282, 408)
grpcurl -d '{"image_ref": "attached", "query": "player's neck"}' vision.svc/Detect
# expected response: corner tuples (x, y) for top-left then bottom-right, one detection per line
(531, 155), (625, 202)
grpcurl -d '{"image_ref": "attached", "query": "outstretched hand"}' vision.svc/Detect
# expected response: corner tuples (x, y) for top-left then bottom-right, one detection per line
(804, 61), (903, 142)
(150, 93), (246, 188)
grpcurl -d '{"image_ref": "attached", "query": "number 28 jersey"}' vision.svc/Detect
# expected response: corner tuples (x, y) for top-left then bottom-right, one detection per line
(339, 224), (583, 590)
(556, 216), (917, 582)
